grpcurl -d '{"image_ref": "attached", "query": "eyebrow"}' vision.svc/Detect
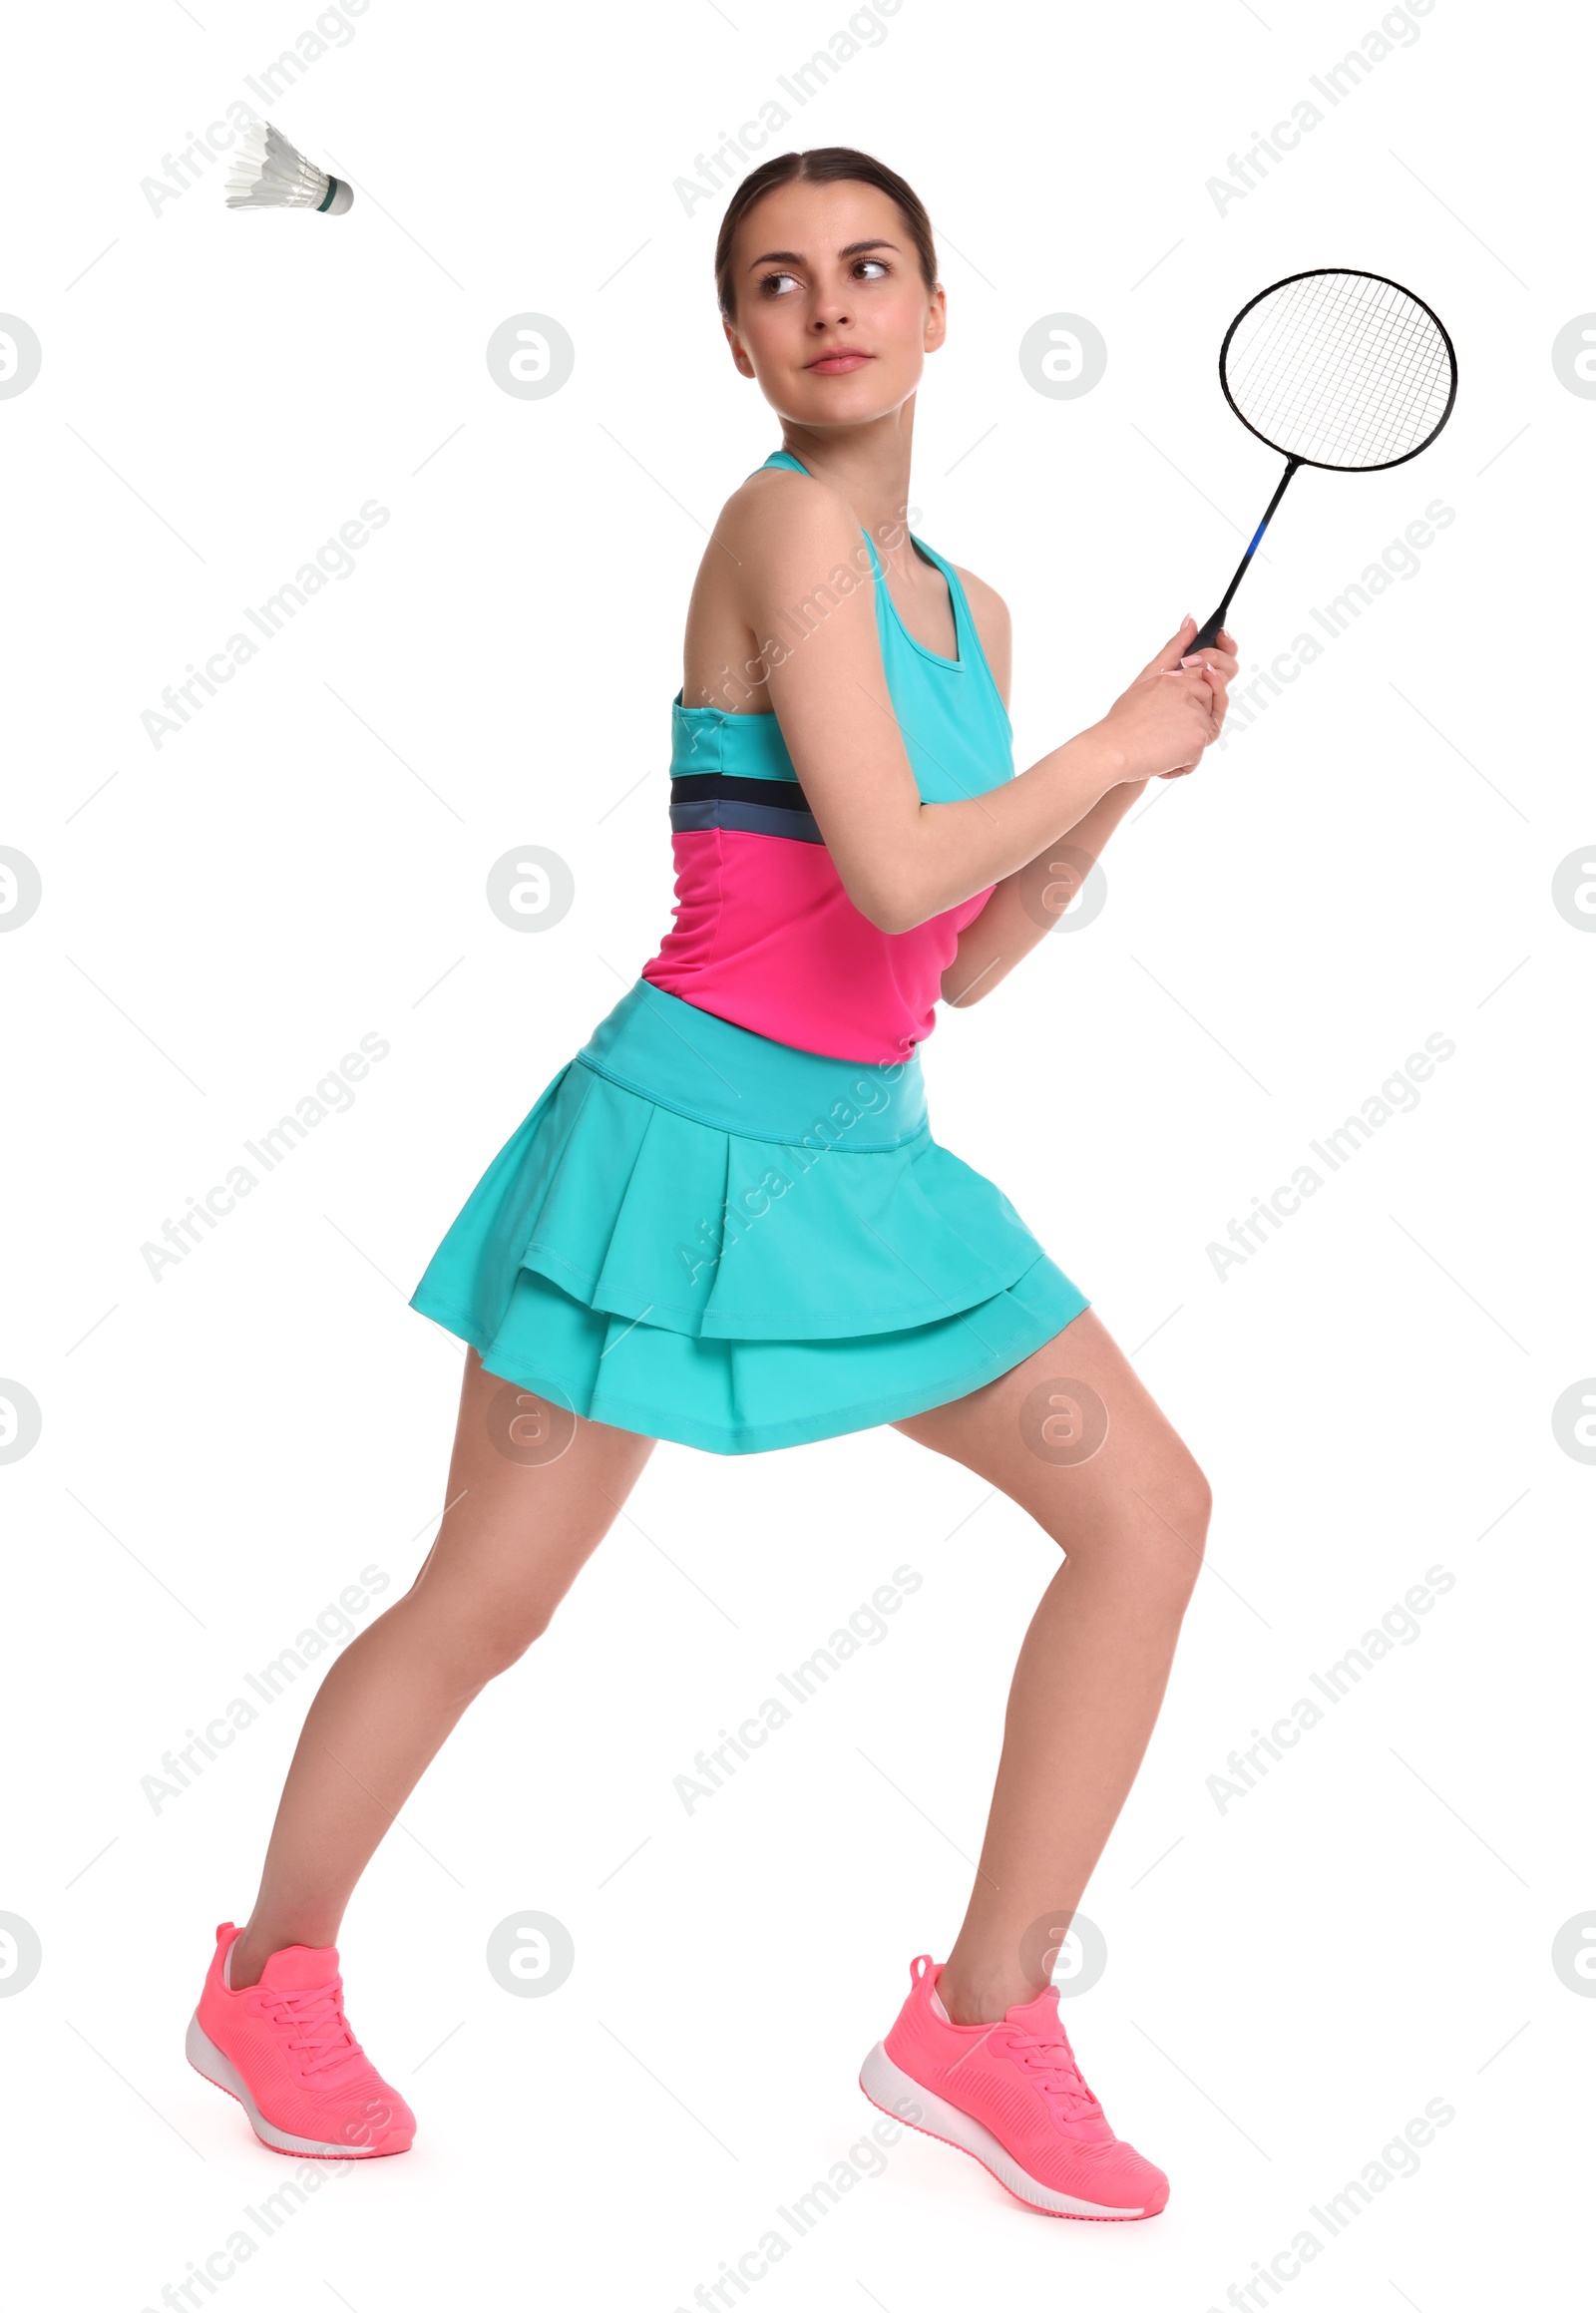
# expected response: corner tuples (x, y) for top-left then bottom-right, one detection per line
(744, 238), (900, 272)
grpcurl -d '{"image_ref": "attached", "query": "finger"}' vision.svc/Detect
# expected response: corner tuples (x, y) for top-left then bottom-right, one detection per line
(1179, 656), (1238, 707)
(1142, 615), (1198, 678)
(1183, 685), (1219, 738)
(1182, 647), (1238, 680)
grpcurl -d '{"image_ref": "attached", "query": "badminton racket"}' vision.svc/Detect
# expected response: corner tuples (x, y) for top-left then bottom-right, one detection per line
(1187, 268), (1456, 653)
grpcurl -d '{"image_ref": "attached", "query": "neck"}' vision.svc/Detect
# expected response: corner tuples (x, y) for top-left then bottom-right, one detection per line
(777, 403), (917, 561)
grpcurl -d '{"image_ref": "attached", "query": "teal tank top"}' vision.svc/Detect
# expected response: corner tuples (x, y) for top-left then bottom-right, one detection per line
(640, 448), (1016, 1064)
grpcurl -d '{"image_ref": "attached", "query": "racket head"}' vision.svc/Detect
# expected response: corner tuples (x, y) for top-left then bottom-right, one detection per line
(1218, 268), (1457, 475)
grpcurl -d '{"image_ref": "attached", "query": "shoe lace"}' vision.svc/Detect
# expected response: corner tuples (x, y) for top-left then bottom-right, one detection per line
(998, 2022), (1102, 2120)
(262, 1978), (360, 2079)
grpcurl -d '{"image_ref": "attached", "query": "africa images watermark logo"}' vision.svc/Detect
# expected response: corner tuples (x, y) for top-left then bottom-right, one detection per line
(1205, 1562), (1456, 1813)
(140, 501), (391, 750)
(140, 1565), (391, 1811)
(1214, 500), (1456, 749)
(1200, 2095), (1457, 2310)
(667, 2092), (925, 2312)
(139, 2), (379, 218)
(1203, 2), (1438, 218)
(139, 1033), (390, 1283)
(672, 1564), (923, 1812)
(1206, 1032), (1455, 1283)
(671, 1), (906, 219)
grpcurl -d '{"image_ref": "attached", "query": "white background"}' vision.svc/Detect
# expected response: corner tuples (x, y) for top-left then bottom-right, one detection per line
(2, 1), (1589, 2306)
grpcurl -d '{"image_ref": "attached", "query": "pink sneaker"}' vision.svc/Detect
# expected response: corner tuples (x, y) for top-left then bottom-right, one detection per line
(860, 1954), (1167, 2219)
(187, 1922), (414, 2159)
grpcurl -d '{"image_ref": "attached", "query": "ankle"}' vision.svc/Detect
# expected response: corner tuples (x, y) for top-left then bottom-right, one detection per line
(934, 1970), (1008, 2026)
(936, 1967), (1030, 2028)
(227, 1925), (307, 1991)
(228, 1906), (343, 1991)
(226, 1931), (268, 1991)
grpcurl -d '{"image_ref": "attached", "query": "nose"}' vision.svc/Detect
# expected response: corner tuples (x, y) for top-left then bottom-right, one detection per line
(809, 289), (853, 331)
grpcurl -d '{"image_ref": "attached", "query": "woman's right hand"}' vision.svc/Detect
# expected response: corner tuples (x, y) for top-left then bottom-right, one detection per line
(1095, 616), (1238, 784)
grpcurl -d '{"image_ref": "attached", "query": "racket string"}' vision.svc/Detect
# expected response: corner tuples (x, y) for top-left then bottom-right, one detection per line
(1224, 270), (1451, 469)
(1234, 280), (1446, 465)
(1231, 274), (1445, 464)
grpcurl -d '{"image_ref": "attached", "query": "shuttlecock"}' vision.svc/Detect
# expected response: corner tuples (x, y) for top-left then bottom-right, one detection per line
(224, 121), (353, 214)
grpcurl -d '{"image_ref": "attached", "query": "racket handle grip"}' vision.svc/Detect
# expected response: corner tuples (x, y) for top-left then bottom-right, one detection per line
(1187, 611), (1227, 656)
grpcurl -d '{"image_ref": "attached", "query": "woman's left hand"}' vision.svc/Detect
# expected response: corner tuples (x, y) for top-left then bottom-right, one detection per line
(1156, 627), (1238, 776)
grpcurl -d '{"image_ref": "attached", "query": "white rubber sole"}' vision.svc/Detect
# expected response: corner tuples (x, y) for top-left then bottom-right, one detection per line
(186, 2013), (393, 2159)
(858, 2042), (1151, 2220)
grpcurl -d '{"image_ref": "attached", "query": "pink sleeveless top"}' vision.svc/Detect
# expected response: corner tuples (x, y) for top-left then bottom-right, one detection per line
(640, 451), (1015, 1065)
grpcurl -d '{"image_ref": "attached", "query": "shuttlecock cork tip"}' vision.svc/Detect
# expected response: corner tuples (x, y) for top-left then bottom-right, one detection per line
(222, 119), (354, 213)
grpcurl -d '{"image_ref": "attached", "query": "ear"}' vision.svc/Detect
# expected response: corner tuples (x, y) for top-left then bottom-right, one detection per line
(723, 316), (756, 379)
(924, 283), (948, 354)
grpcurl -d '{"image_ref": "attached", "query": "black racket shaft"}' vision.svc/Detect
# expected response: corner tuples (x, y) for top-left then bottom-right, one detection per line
(1190, 457), (1302, 654)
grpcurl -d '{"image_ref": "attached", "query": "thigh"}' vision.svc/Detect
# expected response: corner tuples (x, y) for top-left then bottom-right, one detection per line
(407, 1349), (657, 1627)
(892, 1310), (1210, 1570)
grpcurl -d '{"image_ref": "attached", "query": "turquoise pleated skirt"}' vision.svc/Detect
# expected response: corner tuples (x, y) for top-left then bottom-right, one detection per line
(407, 980), (1089, 1454)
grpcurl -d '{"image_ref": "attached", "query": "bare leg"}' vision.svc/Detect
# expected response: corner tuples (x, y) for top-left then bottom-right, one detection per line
(229, 1349), (654, 1988)
(892, 1309), (1211, 2025)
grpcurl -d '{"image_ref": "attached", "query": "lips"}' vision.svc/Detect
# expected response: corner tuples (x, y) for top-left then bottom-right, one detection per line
(805, 349), (873, 372)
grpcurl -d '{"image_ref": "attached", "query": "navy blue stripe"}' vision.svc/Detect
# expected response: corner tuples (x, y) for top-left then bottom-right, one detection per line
(671, 771), (811, 810)
(670, 799), (824, 843)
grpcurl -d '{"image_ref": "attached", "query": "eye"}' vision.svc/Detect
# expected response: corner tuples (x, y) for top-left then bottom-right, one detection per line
(758, 268), (802, 298)
(855, 257), (890, 281)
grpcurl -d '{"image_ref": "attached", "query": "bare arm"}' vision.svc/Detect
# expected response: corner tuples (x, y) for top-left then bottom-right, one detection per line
(941, 780), (1146, 1005)
(734, 471), (1223, 936)
(939, 561), (1237, 1004)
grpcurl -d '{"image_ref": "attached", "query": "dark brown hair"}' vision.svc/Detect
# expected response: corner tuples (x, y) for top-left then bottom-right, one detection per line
(713, 148), (939, 321)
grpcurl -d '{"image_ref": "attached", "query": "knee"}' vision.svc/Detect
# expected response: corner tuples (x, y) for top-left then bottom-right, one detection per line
(453, 1600), (553, 1693)
(461, 1612), (552, 1686)
(1072, 1446), (1210, 1611)
(400, 1585), (556, 1691)
(1157, 1454), (1213, 1600)
(1041, 1446), (1212, 1604)
(1172, 1456), (1213, 1547)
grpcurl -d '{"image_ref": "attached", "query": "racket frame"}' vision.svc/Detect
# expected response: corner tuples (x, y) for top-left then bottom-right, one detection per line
(1190, 267), (1458, 656)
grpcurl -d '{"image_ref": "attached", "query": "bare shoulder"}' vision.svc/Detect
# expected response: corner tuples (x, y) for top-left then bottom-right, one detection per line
(713, 462), (864, 578)
(951, 563), (1009, 628)
(683, 464), (874, 712)
(950, 563), (1011, 703)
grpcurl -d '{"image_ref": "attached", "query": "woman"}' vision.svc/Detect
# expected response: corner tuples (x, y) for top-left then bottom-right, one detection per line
(186, 147), (1235, 2220)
